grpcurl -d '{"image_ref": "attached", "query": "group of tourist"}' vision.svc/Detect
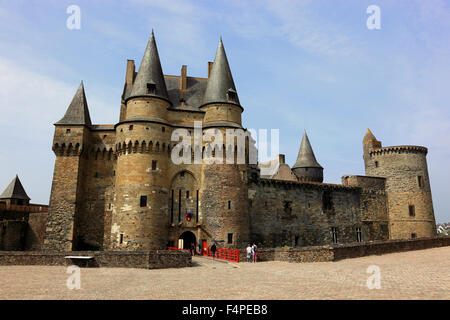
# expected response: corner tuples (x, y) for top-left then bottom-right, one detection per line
(188, 241), (258, 263)
(246, 243), (258, 263)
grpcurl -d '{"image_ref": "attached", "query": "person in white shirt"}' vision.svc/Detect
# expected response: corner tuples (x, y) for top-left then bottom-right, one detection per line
(246, 244), (252, 263)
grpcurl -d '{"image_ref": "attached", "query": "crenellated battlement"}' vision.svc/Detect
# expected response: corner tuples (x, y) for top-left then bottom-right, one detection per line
(370, 145), (428, 157)
(52, 142), (83, 156)
(115, 140), (171, 157)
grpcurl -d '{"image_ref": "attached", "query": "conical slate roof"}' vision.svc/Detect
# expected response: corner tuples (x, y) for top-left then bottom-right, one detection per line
(202, 38), (240, 106)
(56, 81), (92, 125)
(0, 175), (30, 200)
(293, 131), (323, 169)
(128, 31), (169, 101)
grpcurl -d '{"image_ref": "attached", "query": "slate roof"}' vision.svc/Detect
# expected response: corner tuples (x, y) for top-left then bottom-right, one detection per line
(0, 175), (30, 200)
(293, 131), (323, 169)
(202, 38), (240, 106)
(127, 31), (169, 102)
(56, 81), (92, 125)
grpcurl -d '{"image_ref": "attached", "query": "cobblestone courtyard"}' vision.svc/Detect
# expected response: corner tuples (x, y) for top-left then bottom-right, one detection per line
(0, 247), (448, 300)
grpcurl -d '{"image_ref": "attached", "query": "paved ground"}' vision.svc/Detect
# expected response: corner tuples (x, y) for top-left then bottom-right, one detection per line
(0, 247), (448, 299)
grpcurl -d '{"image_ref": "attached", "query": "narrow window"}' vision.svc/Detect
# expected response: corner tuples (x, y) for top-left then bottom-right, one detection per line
(140, 195), (147, 207)
(152, 160), (157, 170)
(417, 176), (424, 188)
(375, 161), (379, 168)
(162, 127), (165, 132)
(119, 234), (124, 244)
(186, 190), (190, 199)
(411, 233), (417, 239)
(66, 129), (71, 134)
(129, 125), (133, 131)
(108, 203), (111, 210)
(249, 200), (253, 208)
(331, 227), (338, 244)
(113, 170), (116, 176)
(322, 191), (333, 213)
(227, 233), (233, 244)
(356, 227), (362, 242)
(228, 200), (232, 210)
(94, 172), (99, 178)
(409, 205), (415, 217)
(180, 171), (185, 178)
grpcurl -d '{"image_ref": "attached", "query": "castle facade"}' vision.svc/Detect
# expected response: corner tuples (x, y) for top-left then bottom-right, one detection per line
(42, 32), (437, 251)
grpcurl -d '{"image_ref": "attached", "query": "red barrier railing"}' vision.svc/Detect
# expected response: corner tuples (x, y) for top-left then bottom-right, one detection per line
(206, 247), (239, 263)
(168, 247), (185, 251)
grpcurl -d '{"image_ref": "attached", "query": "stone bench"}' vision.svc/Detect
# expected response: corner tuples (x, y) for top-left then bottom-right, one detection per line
(65, 256), (95, 267)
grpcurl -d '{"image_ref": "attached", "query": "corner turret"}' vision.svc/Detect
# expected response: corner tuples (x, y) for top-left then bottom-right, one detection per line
(292, 131), (323, 182)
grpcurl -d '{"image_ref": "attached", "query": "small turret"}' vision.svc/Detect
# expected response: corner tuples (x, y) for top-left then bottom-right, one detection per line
(292, 131), (323, 182)
(363, 128), (382, 169)
(0, 175), (30, 206)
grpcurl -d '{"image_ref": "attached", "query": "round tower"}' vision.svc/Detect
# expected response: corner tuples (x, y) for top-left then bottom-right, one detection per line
(198, 38), (250, 249)
(292, 131), (323, 183)
(363, 129), (436, 239)
(111, 32), (171, 250)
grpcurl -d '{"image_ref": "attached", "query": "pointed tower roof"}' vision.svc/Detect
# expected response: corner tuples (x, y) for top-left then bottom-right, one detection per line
(363, 128), (377, 142)
(293, 131), (323, 169)
(0, 175), (30, 200)
(128, 31), (169, 102)
(56, 81), (92, 125)
(202, 38), (240, 106)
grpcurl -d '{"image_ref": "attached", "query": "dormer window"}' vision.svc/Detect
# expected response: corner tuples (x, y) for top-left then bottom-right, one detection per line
(147, 82), (156, 94)
(227, 88), (237, 103)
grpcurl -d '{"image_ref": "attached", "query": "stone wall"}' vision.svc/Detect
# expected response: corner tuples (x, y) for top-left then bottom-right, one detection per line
(239, 236), (450, 263)
(248, 179), (386, 247)
(0, 250), (191, 269)
(0, 221), (26, 250)
(25, 212), (48, 250)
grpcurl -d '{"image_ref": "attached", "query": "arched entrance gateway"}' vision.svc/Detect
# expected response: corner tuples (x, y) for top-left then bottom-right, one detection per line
(179, 231), (196, 252)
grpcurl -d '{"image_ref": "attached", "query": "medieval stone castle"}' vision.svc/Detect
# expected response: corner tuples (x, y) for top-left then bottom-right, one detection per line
(25, 32), (435, 252)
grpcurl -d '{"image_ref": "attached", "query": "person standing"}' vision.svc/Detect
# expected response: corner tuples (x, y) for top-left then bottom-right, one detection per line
(246, 244), (252, 263)
(252, 243), (258, 263)
(211, 243), (217, 260)
(198, 241), (202, 256)
(191, 243), (195, 256)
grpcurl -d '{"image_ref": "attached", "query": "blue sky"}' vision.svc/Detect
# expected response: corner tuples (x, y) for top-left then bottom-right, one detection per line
(0, 0), (449, 223)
